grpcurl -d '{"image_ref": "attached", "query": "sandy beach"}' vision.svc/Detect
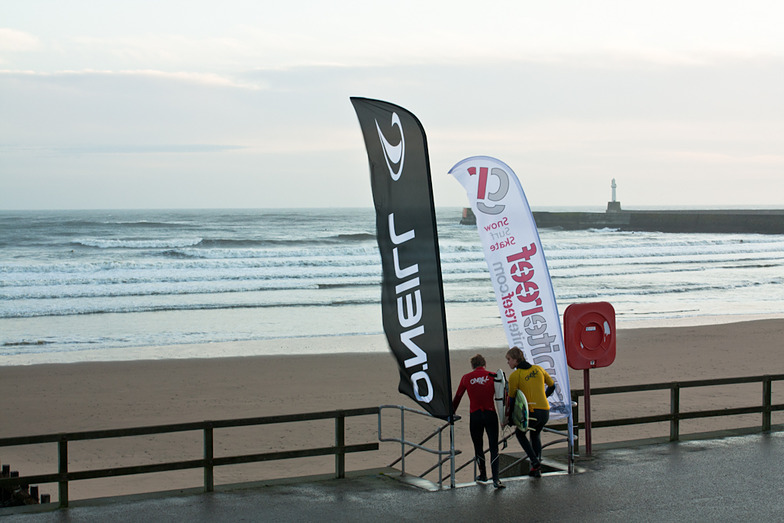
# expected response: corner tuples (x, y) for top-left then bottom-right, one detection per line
(2, 318), (783, 501)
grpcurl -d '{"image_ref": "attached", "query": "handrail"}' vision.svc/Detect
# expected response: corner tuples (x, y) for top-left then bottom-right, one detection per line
(0, 407), (379, 508)
(378, 405), (460, 489)
(546, 374), (784, 446)
(378, 405), (453, 457)
(574, 374), (784, 396)
(386, 423), (447, 468)
(456, 424), (572, 479)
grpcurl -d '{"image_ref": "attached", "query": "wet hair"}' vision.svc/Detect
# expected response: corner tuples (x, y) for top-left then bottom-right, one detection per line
(505, 347), (526, 367)
(470, 354), (486, 369)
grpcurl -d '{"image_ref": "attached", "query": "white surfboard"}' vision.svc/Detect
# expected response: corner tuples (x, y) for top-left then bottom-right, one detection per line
(493, 369), (508, 427)
(511, 389), (530, 431)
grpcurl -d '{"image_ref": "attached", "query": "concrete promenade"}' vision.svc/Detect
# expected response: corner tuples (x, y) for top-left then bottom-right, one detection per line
(4, 431), (783, 522)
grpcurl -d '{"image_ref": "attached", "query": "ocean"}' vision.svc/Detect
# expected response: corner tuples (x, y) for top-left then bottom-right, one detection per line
(2, 207), (783, 365)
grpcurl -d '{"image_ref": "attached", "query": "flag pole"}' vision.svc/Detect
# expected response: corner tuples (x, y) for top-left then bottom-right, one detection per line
(450, 419), (456, 488)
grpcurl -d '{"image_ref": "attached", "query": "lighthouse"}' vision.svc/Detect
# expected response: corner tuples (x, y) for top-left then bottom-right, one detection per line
(607, 178), (622, 212)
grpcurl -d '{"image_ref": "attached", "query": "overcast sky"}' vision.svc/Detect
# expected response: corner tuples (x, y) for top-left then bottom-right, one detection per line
(2, 1), (783, 210)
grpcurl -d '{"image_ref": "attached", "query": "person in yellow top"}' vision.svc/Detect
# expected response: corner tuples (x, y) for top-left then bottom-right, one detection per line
(506, 346), (555, 477)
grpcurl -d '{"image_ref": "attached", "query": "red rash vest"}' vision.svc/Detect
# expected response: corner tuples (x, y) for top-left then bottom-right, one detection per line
(453, 366), (496, 413)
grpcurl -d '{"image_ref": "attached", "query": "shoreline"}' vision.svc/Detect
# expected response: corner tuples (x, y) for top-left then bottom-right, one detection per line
(4, 312), (784, 367)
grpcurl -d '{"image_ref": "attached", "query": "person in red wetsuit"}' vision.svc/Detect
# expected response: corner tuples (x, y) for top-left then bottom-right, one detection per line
(452, 354), (505, 489)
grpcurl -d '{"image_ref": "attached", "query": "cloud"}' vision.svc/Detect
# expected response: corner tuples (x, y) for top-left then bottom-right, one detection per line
(0, 28), (40, 51)
(68, 34), (252, 69)
(0, 68), (265, 89)
(0, 28), (41, 64)
(2, 53), (783, 209)
(7, 1), (784, 73)
(0, 144), (245, 156)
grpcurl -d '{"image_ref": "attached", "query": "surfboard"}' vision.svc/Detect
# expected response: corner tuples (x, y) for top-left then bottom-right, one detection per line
(493, 369), (508, 427)
(511, 389), (530, 431)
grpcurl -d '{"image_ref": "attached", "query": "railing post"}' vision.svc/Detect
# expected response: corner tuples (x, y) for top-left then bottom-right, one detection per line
(204, 422), (214, 492)
(670, 383), (680, 442)
(335, 411), (346, 478)
(572, 391), (580, 454)
(438, 426), (443, 490)
(57, 436), (68, 508)
(763, 376), (772, 432)
(400, 407), (406, 476)
(449, 423), (455, 489)
(584, 369), (593, 455)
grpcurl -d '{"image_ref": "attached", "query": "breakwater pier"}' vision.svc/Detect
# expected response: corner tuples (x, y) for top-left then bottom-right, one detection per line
(459, 178), (784, 233)
(530, 207), (784, 234)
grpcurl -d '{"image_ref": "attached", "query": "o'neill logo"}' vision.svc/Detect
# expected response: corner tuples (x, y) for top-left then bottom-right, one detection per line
(388, 213), (434, 403)
(375, 113), (405, 181)
(468, 166), (509, 215)
(376, 113), (432, 404)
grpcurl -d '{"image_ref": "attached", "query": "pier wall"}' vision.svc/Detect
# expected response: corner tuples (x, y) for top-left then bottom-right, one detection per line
(459, 207), (784, 233)
(530, 210), (784, 234)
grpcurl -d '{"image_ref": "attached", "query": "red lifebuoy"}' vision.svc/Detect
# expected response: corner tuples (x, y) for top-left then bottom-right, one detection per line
(564, 302), (616, 370)
(575, 311), (612, 353)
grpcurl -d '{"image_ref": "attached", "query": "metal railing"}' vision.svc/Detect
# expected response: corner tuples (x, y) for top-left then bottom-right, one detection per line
(463, 425), (573, 479)
(548, 374), (784, 448)
(466, 374), (784, 479)
(378, 405), (459, 489)
(0, 407), (379, 508)
(379, 405), (575, 487)
(2, 374), (782, 508)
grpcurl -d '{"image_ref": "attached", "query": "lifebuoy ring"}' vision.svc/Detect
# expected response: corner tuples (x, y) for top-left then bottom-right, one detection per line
(575, 311), (612, 355)
(564, 301), (616, 370)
